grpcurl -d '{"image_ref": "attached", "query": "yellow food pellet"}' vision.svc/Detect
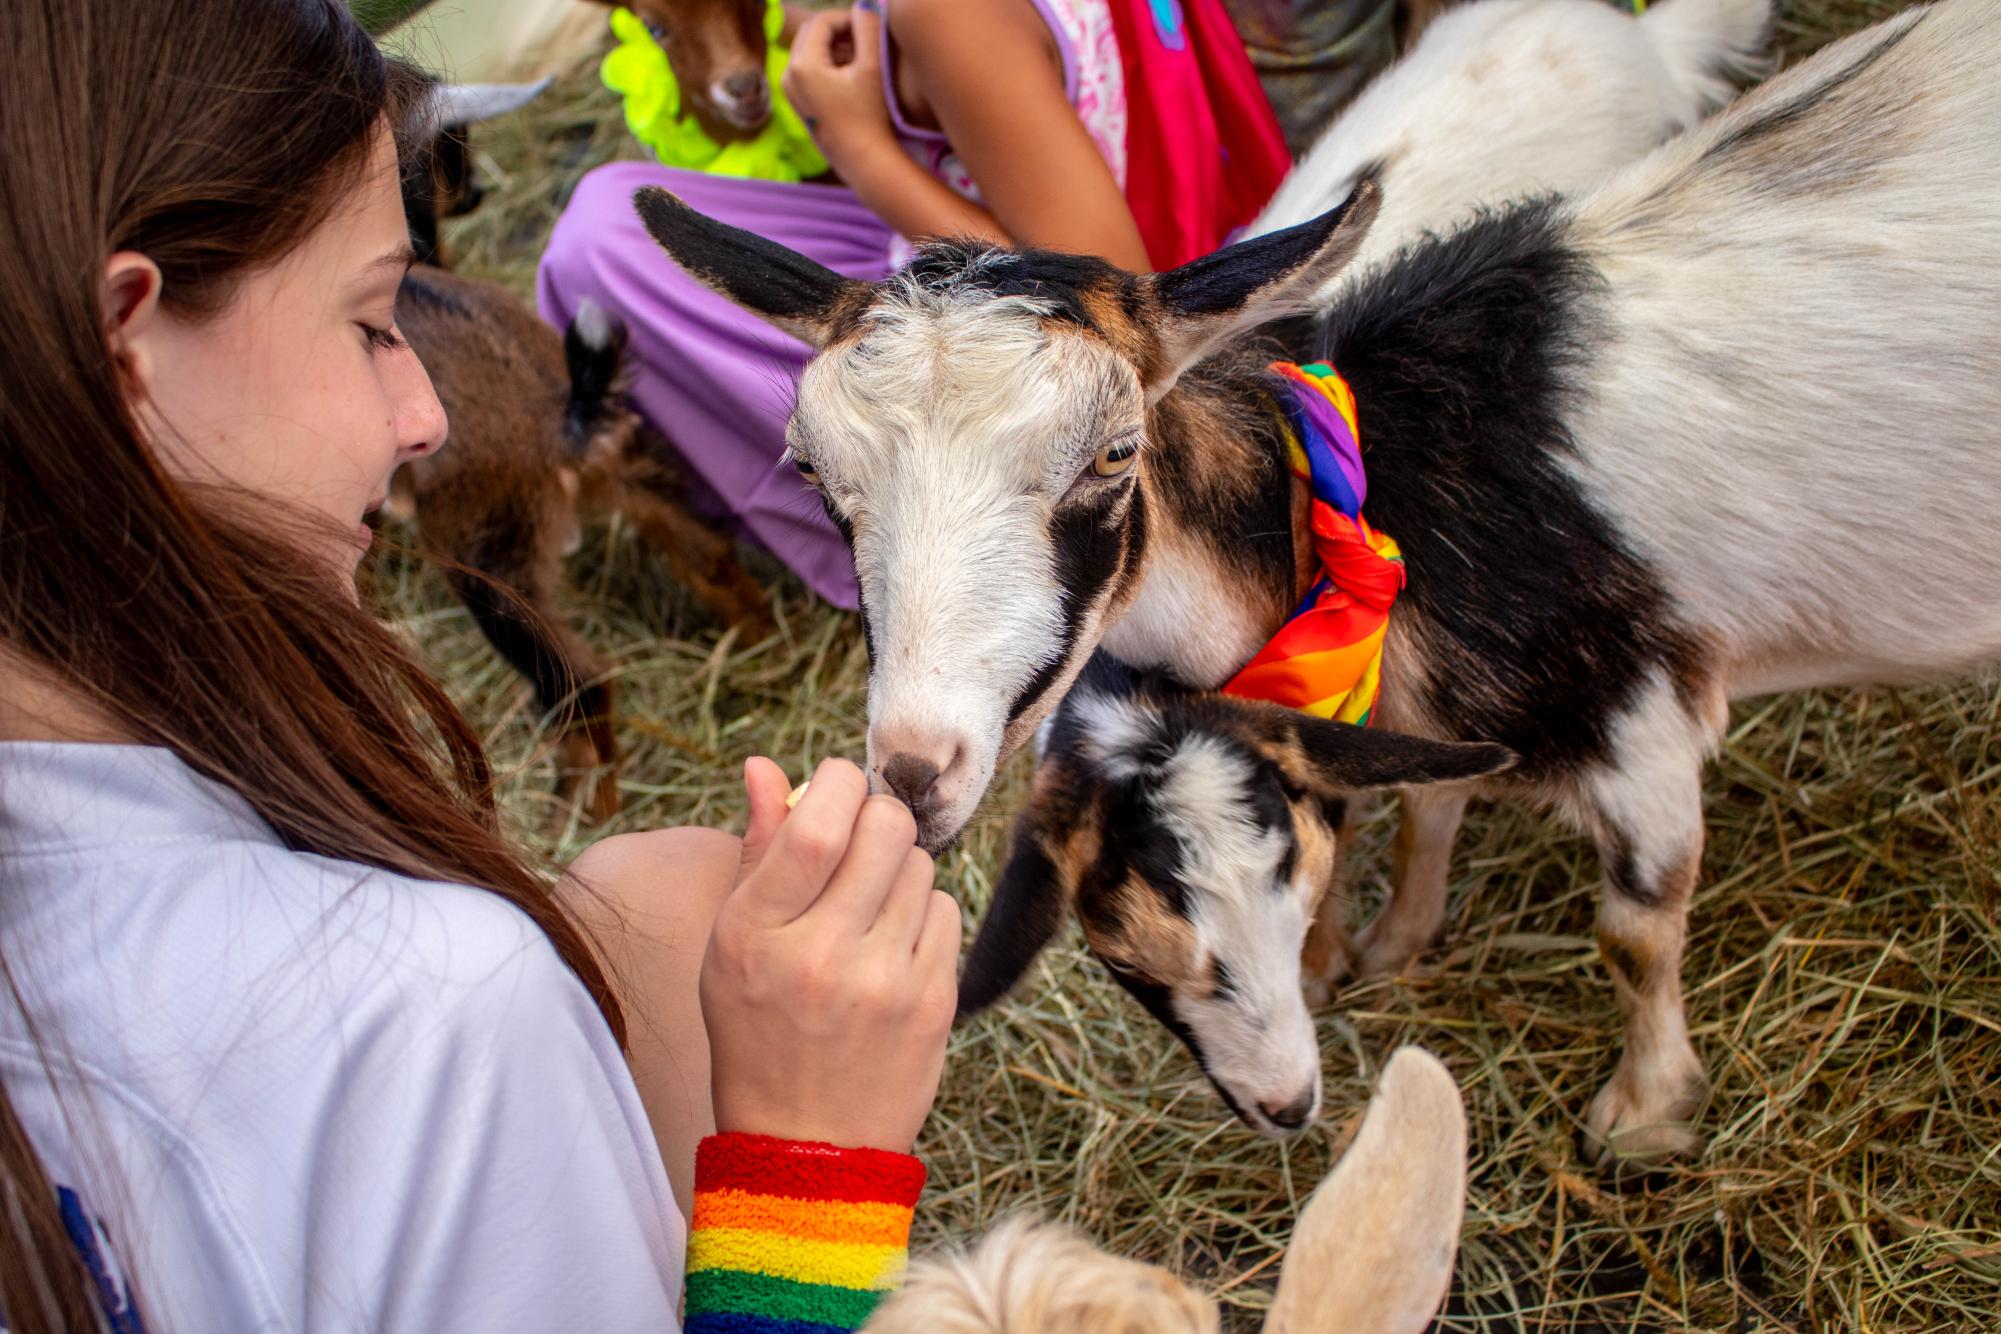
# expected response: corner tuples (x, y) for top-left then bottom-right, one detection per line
(785, 781), (811, 810)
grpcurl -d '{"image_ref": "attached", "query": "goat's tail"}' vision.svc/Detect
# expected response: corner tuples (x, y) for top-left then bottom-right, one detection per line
(562, 298), (630, 453)
(1641, 0), (1775, 112)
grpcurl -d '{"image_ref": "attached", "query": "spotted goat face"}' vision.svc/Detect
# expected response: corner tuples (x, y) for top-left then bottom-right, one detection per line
(957, 656), (1513, 1135)
(633, 184), (1383, 851)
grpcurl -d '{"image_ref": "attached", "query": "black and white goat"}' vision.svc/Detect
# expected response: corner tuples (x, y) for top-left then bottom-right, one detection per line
(970, 656), (1512, 1135)
(637, 0), (2001, 1161)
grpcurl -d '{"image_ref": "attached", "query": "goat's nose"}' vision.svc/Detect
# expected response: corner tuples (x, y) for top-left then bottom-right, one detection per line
(880, 752), (944, 815)
(1258, 1088), (1320, 1132)
(712, 70), (771, 128)
(722, 69), (766, 102)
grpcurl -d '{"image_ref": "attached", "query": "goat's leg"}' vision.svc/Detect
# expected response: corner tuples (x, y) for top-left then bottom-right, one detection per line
(449, 566), (623, 823)
(619, 471), (777, 643)
(1579, 686), (1716, 1165)
(1352, 786), (1470, 979)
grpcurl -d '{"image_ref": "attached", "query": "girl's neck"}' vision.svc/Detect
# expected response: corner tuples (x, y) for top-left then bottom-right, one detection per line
(0, 647), (128, 744)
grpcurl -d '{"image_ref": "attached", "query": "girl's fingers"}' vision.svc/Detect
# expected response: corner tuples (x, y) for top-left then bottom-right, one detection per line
(846, 6), (882, 73)
(809, 792), (919, 931)
(914, 889), (962, 985)
(870, 844), (938, 951)
(788, 9), (841, 67)
(740, 757), (869, 923)
(736, 756), (793, 876)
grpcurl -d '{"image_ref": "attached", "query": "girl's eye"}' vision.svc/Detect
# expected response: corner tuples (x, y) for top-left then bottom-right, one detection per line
(1092, 436), (1140, 478)
(792, 454), (820, 484)
(361, 323), (406, 353)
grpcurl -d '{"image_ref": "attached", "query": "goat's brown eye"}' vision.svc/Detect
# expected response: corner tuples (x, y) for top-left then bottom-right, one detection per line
(1093, 437), (1140, 478)
(1102, 956), (1139, 978)
(792, 455), (819, 484)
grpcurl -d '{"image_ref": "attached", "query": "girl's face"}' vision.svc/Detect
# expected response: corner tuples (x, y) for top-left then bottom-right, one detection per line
(119, 125), (446, 580)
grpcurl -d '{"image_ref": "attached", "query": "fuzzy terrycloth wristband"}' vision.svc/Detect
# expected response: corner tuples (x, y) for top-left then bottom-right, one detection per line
(685, 1133), (926, 1333)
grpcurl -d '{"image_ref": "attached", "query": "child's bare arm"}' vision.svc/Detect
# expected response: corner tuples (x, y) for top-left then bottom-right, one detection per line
(784, 1), (1150, 270)
(894, 0), (1150, 270)
(785, 7), (1012, 247)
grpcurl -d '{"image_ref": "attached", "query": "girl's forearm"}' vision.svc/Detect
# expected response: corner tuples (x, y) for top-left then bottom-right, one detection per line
(830, 134), (1012, 249)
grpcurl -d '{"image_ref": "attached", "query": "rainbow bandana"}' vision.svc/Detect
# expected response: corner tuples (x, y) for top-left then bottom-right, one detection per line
(1221, 361), (1404, 725)
(686, 1133), (926, 1332)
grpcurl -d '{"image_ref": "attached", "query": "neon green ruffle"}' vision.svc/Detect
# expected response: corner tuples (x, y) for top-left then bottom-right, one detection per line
(602, 4), (827, 182)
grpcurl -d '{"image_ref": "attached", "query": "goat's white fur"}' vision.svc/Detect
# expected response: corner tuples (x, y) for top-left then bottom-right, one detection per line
(1148, 734), (1322, 1129)
(1562, 5), (2001, 695)
(1253, 0), (1772, 294)
(1072, 692), (1324, 1128)
(809, 0), (1768, 842)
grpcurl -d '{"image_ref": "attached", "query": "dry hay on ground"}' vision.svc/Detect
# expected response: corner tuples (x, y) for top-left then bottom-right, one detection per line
(380, 1), (1994, 1327)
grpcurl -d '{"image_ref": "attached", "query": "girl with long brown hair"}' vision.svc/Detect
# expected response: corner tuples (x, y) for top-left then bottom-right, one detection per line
(0, 2), (955, 1328)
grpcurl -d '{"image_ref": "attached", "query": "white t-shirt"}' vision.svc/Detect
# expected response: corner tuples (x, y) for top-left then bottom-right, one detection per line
(0, 742), (686, 1331)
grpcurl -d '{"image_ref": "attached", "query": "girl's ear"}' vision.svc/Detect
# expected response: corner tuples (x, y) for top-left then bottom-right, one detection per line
(634, 187), (871, 348)
(957, 782), (1085, 1018)
(101, 251), (163, 391)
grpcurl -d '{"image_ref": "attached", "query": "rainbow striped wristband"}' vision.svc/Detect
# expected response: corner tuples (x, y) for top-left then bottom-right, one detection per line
(685, 1132), (926, 1333)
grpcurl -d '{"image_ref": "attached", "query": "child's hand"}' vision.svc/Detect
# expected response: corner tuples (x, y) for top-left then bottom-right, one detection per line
(699, 756), (959, 1155)
(783, 6), (892, 162)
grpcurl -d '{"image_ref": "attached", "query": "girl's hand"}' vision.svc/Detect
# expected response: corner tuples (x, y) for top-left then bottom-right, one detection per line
(782, 6), (892, 163)
(699, 756), (959, 1155)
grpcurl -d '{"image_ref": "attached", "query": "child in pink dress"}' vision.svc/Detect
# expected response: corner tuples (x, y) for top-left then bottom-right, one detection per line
(539, 0), (1285, 608)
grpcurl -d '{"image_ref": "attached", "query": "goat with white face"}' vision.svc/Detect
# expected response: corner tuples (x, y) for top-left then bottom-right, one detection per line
(643, 0), (1773, 852)
(960, 654), (1513, 1135)
(639, 0), (2001, 1162)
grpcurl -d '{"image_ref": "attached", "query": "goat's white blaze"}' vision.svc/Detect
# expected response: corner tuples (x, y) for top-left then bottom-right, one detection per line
(792, 280), (1144, 842)
(1151, 734), (1321, 1134)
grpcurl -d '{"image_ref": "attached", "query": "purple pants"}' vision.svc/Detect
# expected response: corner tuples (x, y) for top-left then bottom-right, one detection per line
(538, 162), (899, 610)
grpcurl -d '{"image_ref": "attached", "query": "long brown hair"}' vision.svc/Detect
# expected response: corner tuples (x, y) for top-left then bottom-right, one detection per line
(0, 1), (625, 1325)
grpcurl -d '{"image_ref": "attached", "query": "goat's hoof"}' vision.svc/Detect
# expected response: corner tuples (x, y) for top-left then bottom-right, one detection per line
(1350, 920), (1427, 981)
(1580, 1062), (1707, 1168)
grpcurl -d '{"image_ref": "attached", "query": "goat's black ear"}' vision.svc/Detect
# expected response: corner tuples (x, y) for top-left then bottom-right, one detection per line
(958, 805), (1081, 1018)
(1144, 178), (1381, 399)
(634, 187), (870, 348)
(1289, 713), (1515, 793)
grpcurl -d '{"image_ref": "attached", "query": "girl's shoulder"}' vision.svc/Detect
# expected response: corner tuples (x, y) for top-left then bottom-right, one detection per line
(0, 741), (682, 1332)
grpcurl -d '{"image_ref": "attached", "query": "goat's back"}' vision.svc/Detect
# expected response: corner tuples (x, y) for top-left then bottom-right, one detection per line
(1255, 0), (1769, 290)
(396, 267), (572, 478)
(1561, 0), (2001, 691)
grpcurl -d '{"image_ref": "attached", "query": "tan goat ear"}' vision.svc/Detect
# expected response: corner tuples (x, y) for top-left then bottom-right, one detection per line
(633, 187), (871, 348)
(1143, 178), (1381, 400)
(1287, 713), (1515, 794)
(1264, 1047), (1466, 1334)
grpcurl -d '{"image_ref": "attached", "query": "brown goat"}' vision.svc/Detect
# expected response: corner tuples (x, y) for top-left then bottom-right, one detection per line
(389, 266), (773, 821)
(580, 0), (776, 140)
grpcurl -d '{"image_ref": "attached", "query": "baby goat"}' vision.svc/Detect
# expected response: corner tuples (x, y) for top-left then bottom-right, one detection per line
(962, 656), (1511, 1135)
(390, 267), (772, 820)
(865, 1047), (1466, 1334)
(636, 0), (2001, 1160)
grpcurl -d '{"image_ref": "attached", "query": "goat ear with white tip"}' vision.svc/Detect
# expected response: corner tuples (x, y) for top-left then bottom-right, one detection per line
(1144, 177), (1381, 400)
(1263, 1046), (1466, 1334)
(956, 783), (1081, 1018)
(634, 187), (871, 348)
(431, 77), (554, 129)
